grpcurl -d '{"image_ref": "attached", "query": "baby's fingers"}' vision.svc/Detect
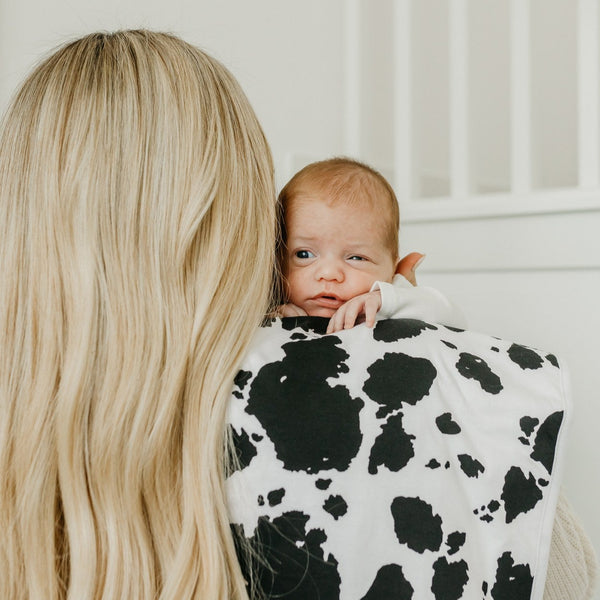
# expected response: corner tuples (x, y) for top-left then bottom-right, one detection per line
(363, 294), (382, 328)
(342, 301), (363, 330)
(326, 307), (346, 334)
(327, 300), (361, 333)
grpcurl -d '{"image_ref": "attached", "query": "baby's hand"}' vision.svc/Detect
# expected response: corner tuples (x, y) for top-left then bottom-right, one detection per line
(326, 291), (382, 334)
(273, 303), (308, 318)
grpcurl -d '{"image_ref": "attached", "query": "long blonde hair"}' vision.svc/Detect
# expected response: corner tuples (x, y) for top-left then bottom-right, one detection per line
(0, 30), (275, 599)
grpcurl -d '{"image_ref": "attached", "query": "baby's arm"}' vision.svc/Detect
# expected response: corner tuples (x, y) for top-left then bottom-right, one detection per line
(326, 275), (466, 333)
(374, 275), (467, 328)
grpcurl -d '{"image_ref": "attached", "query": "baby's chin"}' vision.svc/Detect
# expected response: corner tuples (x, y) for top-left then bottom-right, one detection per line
(305, 307), (337, 319)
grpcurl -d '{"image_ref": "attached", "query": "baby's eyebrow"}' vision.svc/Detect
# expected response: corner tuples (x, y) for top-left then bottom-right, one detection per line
(288, 236), (319, 243)
(345, 242), (378, 250)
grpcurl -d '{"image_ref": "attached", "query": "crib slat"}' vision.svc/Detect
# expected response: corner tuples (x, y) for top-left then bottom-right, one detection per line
(510, 0), (532, 193)
(344, 0), (361, 158)
(450, 0), (469, 199)
(394, 0), (412, 202)
(578, 0), (600, 188)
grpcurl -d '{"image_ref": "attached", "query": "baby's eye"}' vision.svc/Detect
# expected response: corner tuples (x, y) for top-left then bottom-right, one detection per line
(348, 255), (366, 261)
(295, 249), (315, 259)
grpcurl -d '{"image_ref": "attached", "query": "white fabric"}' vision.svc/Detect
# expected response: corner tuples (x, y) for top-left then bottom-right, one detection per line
(227, 317), (570, 599)
(370, 274), (467, 328)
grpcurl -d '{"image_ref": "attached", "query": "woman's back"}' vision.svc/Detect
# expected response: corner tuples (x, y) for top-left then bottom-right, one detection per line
(0, 30), (276, 599)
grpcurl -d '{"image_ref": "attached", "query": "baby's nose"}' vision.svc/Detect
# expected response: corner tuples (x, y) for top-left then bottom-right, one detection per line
(316, 258), (345, 282)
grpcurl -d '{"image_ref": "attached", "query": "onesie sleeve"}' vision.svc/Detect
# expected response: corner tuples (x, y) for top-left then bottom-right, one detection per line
(370, 274), (467, 328)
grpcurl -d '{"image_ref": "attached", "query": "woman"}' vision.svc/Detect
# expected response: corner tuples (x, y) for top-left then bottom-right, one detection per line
(0, 30), (275, 598)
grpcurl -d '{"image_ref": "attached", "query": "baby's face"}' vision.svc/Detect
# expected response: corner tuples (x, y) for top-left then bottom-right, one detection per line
(283, 195), (398, 318)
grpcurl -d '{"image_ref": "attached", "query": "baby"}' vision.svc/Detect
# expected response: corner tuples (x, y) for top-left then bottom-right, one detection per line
(276, 157), (465, 333)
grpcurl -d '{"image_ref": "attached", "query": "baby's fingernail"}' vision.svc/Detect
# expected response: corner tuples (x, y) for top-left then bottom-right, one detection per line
(413, 254), (426, 271)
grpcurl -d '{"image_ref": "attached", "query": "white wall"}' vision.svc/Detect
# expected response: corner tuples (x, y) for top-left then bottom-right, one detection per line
(0, 0), (598, 594)
(0, 0), (347, 189)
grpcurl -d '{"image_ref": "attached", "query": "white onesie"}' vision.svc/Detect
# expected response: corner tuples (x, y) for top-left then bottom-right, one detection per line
(371, 274), (467, 328)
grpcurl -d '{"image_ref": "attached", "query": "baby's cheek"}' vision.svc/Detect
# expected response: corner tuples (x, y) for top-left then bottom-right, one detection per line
(284, 271), (303, 303)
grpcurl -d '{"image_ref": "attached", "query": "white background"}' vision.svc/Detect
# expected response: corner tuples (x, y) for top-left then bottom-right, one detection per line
(0, 0), (598, 595)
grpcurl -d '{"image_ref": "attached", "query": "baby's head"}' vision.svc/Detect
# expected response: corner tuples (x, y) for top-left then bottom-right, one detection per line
(277, 157), (400, 317)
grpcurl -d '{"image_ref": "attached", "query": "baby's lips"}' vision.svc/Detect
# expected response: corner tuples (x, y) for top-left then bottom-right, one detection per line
(312, 295), (344, 309)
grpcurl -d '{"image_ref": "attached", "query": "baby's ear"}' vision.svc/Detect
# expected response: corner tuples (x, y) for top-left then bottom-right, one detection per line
(395, 252), (425, 285)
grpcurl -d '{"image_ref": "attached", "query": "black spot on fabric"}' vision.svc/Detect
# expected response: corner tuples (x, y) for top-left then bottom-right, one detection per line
(373, 318), (438, 342)
(491, 552), (532, 600)
(531, 411), (563, 474)
(258, 495), (264, 506)
(519, 416), (539, 436)
(247, 336), (363, 473)
(251, 433), (263, 442)
(501, 467), (543, 523)
(230, 426), (257, 472)
(444, 325), (465, 333)
(431, 557), (469, 600)
(442, 341), (457, 350)
(323, 495), (348, 520)
(508, 343), (544, 370)
(290, 332), (307, 340)
(545, 353), (559, 368)
(482, 581), (488, 594)
(316, 478), (332, 490)
(458, 454), (485, 478)
(368, 413), (415, 474)
(446, 532), (466, 556)
(241, 511), (341, 599)
(456, 353), (503, 394)
(480, 514), (493, 523)
(427, 459), (441, 469)
(444, 461), (450, 469)
(281, 316), (330, 333)
(361, 564), (414, 600)
(232, 391), (243, 399)
(391, 496), (443, 553)
(363, 352), (437, 417)
(518, 437), (530, 446)
(488, 500), (500, 513)
(234, 369), (252, 390)
(491, 346), (499, 352)
(539, 478), (549, 487)
(267, 488), (285, 506)
(436, 413), (461, 434)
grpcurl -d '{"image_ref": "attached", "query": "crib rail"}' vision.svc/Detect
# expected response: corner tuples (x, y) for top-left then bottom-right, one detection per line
(578, 0), (599, 189)
(510, 0), (532, 194)
(346, 0), (600, 221)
